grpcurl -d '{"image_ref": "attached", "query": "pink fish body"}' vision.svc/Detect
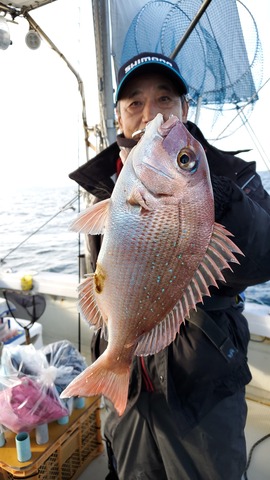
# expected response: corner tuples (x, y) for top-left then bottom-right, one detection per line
(61, 114), (242, 415)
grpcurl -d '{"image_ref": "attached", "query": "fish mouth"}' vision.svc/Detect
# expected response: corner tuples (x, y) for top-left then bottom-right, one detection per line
(132, 128), (146, 141)
(132, 115), (178, 141)
(135, 114), (179, 182)
(141, 160), (174, 180)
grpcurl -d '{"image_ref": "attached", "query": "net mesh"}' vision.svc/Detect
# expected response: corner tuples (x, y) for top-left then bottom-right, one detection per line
(117, 0), (263, 109)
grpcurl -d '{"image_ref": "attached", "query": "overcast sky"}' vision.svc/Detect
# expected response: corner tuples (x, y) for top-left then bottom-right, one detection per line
(0, 0), (269, 190)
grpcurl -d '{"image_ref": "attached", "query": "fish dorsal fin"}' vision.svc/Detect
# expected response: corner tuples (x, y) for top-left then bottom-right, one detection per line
(135, 222), (243, 356)
(134, 303), (185, 356)
(77, 274), (107, 337)
(70, 198), (110, 234)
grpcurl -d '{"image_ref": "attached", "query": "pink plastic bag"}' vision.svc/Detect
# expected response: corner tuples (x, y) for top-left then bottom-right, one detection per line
(0, 375), (68, 433)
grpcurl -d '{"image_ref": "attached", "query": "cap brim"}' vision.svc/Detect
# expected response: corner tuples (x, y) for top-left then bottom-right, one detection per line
(116, 63), (188, 102)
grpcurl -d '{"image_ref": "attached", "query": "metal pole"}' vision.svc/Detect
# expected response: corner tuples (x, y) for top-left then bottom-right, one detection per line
(194, 96), (202, 125)
(23, 11), (90, 163)
(92, 0), (116, 149)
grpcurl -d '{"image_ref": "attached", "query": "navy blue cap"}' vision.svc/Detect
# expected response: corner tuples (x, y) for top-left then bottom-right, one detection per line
(116, 52), (188, 102)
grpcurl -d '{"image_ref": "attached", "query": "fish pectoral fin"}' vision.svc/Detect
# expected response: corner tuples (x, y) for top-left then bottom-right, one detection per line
(78, 274), (106, 334)
(70, 198), (111, 234)
(128, 186), (155, 211)
(60, 353), (130, 416)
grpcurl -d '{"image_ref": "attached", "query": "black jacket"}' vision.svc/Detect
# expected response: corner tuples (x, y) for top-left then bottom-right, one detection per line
(69, 121), (270, 433)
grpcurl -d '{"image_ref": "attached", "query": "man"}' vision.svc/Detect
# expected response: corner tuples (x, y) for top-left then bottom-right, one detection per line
(70, 52), (270, 480)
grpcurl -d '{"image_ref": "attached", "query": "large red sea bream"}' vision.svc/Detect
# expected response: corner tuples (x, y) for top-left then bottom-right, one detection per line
(61, 114), (243, 415)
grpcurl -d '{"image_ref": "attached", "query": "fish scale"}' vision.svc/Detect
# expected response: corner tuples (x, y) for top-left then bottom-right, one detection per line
(61, 113), (243, 415)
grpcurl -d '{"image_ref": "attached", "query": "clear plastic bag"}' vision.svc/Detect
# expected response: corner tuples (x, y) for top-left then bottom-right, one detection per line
(41, 340), (87, 395)
(0, 341), (87, 434)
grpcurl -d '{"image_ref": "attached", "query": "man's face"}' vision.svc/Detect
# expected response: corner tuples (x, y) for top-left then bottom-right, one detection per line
(117, 73), (188, 139)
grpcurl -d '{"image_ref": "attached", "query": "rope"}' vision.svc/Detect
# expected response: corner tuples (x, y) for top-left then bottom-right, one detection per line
(243, 433), (270, 479)
(214, 77), (270, 142)
(0, 193), (81, 265)
(239, 109), (270, 171)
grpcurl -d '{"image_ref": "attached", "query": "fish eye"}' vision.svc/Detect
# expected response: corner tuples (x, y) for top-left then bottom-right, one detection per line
(177, 148), (197, 171)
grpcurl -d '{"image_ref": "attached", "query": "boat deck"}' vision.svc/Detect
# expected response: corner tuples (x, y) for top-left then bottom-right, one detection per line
(78, 398), (270, 480)
(243, 399), (270, 480)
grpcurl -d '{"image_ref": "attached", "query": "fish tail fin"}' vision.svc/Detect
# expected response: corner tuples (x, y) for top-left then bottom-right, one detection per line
(60, 354), (130, 416)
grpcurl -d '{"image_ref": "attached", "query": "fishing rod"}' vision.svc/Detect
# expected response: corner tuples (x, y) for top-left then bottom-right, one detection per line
(0, 193), (81, 265)
(169, 0), (213, 124)
(170, 0), (213, 59)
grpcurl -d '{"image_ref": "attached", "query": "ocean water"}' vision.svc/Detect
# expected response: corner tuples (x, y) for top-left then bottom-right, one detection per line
(0, 186), (80, 275)
(0, 173), (269, 304)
